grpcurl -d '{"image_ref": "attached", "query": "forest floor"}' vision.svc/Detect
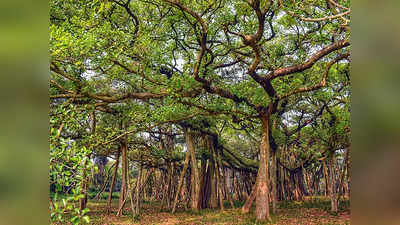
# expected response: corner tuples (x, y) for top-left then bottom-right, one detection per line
(82, 196), (350, 225)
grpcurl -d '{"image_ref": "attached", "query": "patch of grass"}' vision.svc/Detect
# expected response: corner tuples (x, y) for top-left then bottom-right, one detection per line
(88, 191), (120, 200)
(222, 200), (246, 209)
(278, 197), (349, 212)
(234, 200), (245, 208)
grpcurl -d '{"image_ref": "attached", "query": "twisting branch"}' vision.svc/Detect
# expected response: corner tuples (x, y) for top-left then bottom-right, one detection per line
(279, 53), (350, 99)
(268, 40), (350, 80)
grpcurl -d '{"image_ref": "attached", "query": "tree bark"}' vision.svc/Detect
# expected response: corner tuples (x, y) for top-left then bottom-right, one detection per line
(345, 147), (351, 198)
(185, 130), (200, 211)
(134, 162), (143, 215)
(164, 163), (173, 209)
(255, 114), (271, 221)
(209, 156), (218, 208)
(271, 149), (278, 214)
(210, 137), (225, 212)
(117, 157), (132, 217)
(198, 158), (206, 208)
(118, 140), (128, 215)
(199, 157), (213, 209)
(172, 147), (191, 213)
(329, 153), (338, 213)
(241, 178), (258, 214)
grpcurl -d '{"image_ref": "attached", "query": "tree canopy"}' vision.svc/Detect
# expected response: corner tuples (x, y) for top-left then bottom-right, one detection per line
(50, 0), (350, 224)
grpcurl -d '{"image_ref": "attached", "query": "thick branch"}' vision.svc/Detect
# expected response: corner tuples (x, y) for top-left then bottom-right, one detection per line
(268, 40), (350, 80)
(279, 53), (350, 99)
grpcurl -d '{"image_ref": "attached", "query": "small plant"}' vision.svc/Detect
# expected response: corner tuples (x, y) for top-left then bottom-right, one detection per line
(51, 193), (90, 225)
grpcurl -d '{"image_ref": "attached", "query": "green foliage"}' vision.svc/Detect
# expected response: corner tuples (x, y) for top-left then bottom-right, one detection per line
(50, 193), (90, 224)
(49, 0), (350, 223)
(50, 103), (95, 224)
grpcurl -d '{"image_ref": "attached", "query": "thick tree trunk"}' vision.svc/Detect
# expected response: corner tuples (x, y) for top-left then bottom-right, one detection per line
(255, 114), (271, 221)
(211, 137), (225, 212)
(185, 130), (200, 211)
(198, 158), (207, 209)
(329, 153), (338, 213)
(271, 149), (277, 214)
